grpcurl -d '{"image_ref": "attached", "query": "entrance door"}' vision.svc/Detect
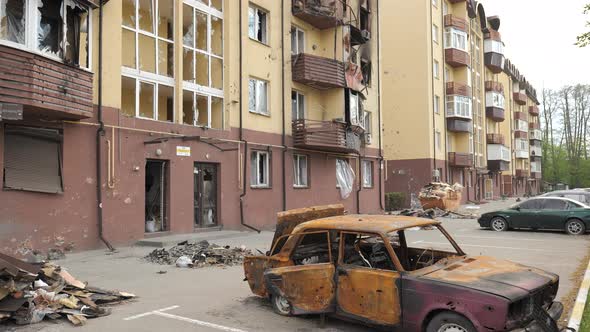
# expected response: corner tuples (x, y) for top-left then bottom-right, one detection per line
(194, 163), (218, 228)
(145, 160), (168, 233)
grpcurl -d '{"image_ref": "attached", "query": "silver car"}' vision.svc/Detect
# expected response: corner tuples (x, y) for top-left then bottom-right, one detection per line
(541, 190), (590, 204)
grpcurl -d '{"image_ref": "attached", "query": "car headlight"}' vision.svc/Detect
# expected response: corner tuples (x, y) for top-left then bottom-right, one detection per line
(509, 297), (534, 322)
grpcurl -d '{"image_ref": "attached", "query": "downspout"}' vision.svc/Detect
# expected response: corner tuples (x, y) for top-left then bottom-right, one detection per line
(356, 153), (362, 214)
(428, 0), (436, 175)
(281, 0), (287, 212)
(239, 1), (261, 233)
(97, 0), (114, 251)
(376, 0), (384, 211)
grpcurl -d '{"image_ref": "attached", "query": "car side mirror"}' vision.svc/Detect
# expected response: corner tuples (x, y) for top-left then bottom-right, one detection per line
(513, 207), (521, 211)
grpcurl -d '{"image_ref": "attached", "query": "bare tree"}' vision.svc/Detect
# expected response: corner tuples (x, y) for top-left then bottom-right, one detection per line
(576, 4), (590, 47)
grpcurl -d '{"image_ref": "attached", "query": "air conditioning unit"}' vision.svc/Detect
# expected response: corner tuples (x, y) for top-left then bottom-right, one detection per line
(361, 30), (371, 41)
(363, 133), (372, 145)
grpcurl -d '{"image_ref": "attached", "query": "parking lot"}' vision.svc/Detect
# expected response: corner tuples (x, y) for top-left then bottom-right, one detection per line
(10, 199), (590, 332)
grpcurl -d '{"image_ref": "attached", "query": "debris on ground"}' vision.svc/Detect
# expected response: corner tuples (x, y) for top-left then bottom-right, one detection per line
(418, 182), (463, 211)
(398, 207), (477, 220)
(0, 252), (135, 327)
(144, 240), (252, 268)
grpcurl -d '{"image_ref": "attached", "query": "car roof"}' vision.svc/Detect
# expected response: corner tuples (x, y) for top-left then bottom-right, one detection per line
(293, 214), (440, 234)
(544, 190), (590, 195)
(524, 196), (589, 206)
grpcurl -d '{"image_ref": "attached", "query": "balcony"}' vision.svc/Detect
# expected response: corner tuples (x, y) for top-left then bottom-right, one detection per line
(445, 49), (470, 68)
(448, 152), (473, 168)
(292, 0), (344, 30)
(529, 122), (541, 130)
(514, 111), (527, 121)
(0, 45), (93, 120)
(514, 92), (527, 105)
(530, 145), (542, 161)
(484, 53), (505, 74)
(529, 105), (540, 116)
(292, 119), (358, 153)
(487, 144), (510, 172)
(515, 169), (528, 178)
(515, 149), (529, 159)
(530, 129), (542, 141)
(531, 162), (542, 178)
(485, 81), (504, 93)
(446, 82), (470, 96)
(485, 91), (505, 122)
(487, 133), (505, 145)
(444, 15), (468, 31)
(292, 53), (346, 90)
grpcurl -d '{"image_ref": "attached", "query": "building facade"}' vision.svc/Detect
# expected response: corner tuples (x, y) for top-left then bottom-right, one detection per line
(381, 0), (542, 205)
(0, 0), (383, 255)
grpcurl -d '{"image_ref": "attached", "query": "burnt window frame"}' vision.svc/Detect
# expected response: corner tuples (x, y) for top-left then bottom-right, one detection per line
(0, 0), (92, 70)
(360, 58), (372, 86)
(338, 231), (398, 272)
(290, 230), (333, 265)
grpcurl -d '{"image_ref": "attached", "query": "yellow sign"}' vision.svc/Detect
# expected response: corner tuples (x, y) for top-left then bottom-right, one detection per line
(176, 146), (191, 157)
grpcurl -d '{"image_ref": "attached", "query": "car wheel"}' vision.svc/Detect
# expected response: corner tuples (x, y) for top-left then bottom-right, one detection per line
(565, 219), (586, 236)
(490, 217), (508, 232)
(426, 312), (476, 332)
(271, 294), (292, 316)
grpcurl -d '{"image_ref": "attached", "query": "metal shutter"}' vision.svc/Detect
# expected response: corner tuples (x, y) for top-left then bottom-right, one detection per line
(3, 126), (63, 194)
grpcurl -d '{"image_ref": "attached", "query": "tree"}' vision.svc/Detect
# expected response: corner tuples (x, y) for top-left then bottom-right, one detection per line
(576, 4), (590, 47)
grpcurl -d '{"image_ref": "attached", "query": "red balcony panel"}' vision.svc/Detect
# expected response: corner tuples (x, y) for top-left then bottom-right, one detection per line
(292, 53), (346, 90)
(445, 49), (470, 68)
(446, 82), (470, 97)
(529, 105), (540, 116)
(448, 152), (473, 168)
(514, 92), (527, 105)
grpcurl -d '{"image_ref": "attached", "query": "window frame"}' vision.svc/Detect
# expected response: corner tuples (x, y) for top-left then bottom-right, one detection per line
(362, 160), (373, 188)
(290, 25), (305, 55)
(249, 77), (269, 116)
(446, 95), (472, 119)
(293, 154), (309, 188)
(432, 24), (439, 44)
(291, 90), (305, 120)
(433, 59), (440, 79)
(248, 4), (268, 45)
(444, 27), (468, 52)
(251, 150), (270, 188)
(434, 95), (440, 114)
(0, 0), (92, 70)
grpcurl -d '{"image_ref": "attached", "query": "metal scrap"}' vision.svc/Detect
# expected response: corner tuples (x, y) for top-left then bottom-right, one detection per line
(145, 240), (253, 268)
(0, 253), (134, 327)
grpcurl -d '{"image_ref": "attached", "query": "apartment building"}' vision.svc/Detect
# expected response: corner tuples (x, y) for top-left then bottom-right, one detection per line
(0, 0), (383, 254)
(381, 0), (542, 205)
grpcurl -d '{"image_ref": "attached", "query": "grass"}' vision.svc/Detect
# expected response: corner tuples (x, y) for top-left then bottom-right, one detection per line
(581, 295), (590, 332)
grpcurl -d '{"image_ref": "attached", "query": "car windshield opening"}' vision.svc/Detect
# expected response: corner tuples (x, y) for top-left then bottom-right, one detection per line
(392, 225), (462, 271)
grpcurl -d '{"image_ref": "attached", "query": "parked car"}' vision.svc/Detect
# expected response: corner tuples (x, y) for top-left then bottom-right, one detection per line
(478, 197), (590, 235)
(244, 205), (562, 332)
(541, 190), (590, 204)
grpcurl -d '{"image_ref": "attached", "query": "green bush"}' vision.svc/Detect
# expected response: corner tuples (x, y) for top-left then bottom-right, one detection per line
(385, 192), (406, 211)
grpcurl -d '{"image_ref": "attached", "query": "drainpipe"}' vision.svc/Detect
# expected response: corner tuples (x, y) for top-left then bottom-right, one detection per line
(96, 0), (115, 251)
(428, 0), (436, 176)
(376, 0), (384, 211)
(356, 153), (362, 214)
(238, 1), (261, 233)
(281, 0), (287, 212)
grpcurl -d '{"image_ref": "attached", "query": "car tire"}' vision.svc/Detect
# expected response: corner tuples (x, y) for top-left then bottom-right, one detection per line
(565, 219), (586, 236)
(271, 294), (292, 316)
(490, 217), (508, 232)
(426, 312), (476, 332)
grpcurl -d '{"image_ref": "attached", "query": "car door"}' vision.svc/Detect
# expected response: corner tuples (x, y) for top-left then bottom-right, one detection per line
(335, 231), (402, 327)
(264, 231), (336, 315)
(510, 199), (542, 228)
(536, 199), (568, 230)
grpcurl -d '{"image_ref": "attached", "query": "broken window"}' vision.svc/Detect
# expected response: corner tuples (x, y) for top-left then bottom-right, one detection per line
(347, 90), (363, 126)
(182, 90), (195, 125)
(0, 0), (26, 44)
(292, 232), (331, 265)
(251, 150), (270, 188)
(398, 226), (460, 271)
(291, 90), (304, 120)
(293, 154), (308, 188)
(3, 125), (63, 194)
(341, 232), (394, 270)
(359, 0), (370, 33)
(361, 58), (371, 85)
(336, 158), (354, 199)
(362, 160), (372, 188)
(157, 84), (173, 122)
(121, 76), (136, 116)
(182, 90), (223, 129)
(37, 0), (63, 57)
(249, 78), (268, 115)
(290, 26), (304, 55)
(248, 5), (267, 44)
(121, 76), (174, 122)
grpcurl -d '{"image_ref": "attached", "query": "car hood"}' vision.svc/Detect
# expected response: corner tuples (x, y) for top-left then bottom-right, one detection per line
(420, 256), (558, 301)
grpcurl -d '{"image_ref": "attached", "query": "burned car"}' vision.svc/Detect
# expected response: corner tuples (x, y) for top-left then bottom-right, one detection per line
(243, 205), (563, 332)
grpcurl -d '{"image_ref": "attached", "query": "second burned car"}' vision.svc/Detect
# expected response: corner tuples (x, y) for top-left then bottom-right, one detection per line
(243, 205), (563, 332)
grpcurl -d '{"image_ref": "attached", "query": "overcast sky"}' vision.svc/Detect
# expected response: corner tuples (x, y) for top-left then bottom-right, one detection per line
(482, 0), (590, 90)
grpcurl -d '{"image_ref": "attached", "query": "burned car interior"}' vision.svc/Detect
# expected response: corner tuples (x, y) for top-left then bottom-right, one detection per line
(286, 225), (461, 272)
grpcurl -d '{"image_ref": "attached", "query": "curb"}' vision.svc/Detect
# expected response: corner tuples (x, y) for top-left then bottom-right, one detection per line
(568, 255), (590, 331)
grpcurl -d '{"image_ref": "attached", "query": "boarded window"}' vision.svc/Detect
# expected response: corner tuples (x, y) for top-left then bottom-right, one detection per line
(3, 126), (63, 194)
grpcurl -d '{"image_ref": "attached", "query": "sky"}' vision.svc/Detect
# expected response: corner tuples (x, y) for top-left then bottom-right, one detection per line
(482, 0), (590, 90)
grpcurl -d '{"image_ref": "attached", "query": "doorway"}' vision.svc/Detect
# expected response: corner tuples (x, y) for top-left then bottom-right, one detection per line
(145, 160), (169, 233)
(194, 163), (218, 228)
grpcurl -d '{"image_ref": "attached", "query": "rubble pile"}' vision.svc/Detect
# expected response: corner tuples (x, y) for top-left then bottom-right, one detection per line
(418, 182), (464, 211)
(399, 208), (476, 220)
(145, 240), (252, 268)
(0, 253), (134, 326)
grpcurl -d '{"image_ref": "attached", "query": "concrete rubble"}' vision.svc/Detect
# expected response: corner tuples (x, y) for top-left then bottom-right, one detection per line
(418, 182), (464, 211)
(0, 252), (135, 327)
(144, 240), (253, 268)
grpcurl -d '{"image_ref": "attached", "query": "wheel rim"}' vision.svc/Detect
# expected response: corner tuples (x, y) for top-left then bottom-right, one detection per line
(492, 219), (506, 231)
(274, 295), (290, 315)
(437, 323), (468, 332)
(568, 221), (583, 235)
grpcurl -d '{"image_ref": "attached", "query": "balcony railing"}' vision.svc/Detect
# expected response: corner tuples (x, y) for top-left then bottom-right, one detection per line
(529, 122), (541, 130)
(484, 34), (505, 74)
(487, 133), (505, 145)
(488, 144), (511, 162)
(446, 82), (470, 96)
(0, 44), (94, 120)
(513, 92), (527, 105)
(445, 49), (470, 67)
(530, 146), (542, 158)
(515, 149), (529, 159)
(448, 152), (473, 168)
(530, 129), (542, 141)
(292, 53), (346, 90)
(529, 105), (540, 116)
(292, 119), (358, 153)
(531, 161), (542, 176)
(292, 0), (344, 30)
(444, 14), (468, 31)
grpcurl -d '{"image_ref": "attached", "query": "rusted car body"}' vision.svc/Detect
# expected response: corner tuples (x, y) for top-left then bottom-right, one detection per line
(243, 205), (563, 332)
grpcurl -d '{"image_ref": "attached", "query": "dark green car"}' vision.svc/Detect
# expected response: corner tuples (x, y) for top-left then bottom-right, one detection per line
(478, 197), (590, 235)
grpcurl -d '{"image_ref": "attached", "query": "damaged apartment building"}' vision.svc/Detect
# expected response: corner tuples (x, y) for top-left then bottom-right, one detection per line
(0, 0), (383, 255)
(381, 0), (542, 205)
